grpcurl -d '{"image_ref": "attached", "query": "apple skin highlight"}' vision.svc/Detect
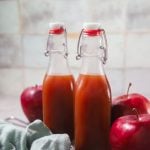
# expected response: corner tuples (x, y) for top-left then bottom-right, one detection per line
(110, 114), (150, 150)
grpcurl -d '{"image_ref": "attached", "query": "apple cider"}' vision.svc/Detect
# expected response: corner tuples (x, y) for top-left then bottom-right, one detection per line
(43, 23), (75, 141)
(43, 75), (74, 140)
(75, 23), (111, 150)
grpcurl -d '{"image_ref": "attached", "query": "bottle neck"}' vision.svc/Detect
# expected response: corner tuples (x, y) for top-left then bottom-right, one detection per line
(81, 35), (100, 57)
(79, 35), (105, 75)
(46, 52), (71, 75)
(48, 34), (66, 52)
(80, 56), (105, 75)
(46, 33), (70, 75)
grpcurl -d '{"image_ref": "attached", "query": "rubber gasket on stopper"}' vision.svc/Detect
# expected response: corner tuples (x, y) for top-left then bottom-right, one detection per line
(49, 22), (64, 34)
(83, 22), (102, 36)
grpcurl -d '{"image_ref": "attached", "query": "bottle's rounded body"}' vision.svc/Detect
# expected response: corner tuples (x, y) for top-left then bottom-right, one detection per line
(75, 74), (111, 150)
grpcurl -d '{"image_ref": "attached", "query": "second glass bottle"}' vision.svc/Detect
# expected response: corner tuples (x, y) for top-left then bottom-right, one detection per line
(75, 23), (111, 150)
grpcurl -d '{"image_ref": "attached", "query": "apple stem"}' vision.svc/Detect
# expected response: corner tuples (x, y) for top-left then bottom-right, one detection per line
(127, 82), (132, 96)
(132, 108), (139, 120)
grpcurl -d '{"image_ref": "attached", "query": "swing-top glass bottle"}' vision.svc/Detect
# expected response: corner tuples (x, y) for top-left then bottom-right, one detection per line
(43, 23), (75, 141)
(75, 23), (111, 150)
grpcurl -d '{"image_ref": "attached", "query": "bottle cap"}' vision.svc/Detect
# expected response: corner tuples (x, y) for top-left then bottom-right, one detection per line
(49, 22), (65, 34)
(83, 22), (101, 30)
(83, 22), (102, 36)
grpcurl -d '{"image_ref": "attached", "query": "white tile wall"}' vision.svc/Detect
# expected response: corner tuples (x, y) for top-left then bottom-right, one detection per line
(125, 33), (150, 68)
(20, 0), (88, 33)
(68, 37), (78, 55)
(0, 0), (19, 34)
(0, 35), (22, 67)
(127, 0), (150, 31)
(107, 33), (125, 68)
(20, 0), (53, 34)
(86, 0), (127, 32)
(124, 69), (150, 98)
(51, 0), (87, 32)
(0, 69), (23, 97)
(23, 68), (45, 88)
(106, 68), (124, 98)
(23, 35), (48, 68)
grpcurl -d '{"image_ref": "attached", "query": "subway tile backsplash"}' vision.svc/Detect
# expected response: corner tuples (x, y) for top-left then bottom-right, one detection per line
(106, 68), (125, 98)
(0, 0), (150, 98)
(85, 0), (127, 32)
(23, 68), (45, 88)
(0, 0), (20, 34)
(127, 0), (150, 31)
(107, 33), (125, 68)
(124, 69), (150, 98)
(125, 33), (150, 68)
(23, 35), (48, 68)
(0, 35), (22, 68)
(0, 69), (23, 97)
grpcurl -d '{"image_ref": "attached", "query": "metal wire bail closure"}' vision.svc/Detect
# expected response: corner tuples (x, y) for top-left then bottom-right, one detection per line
(100, 29), (108, 64)
(44, 27), (68, 59)
(44, 34), (50, 57)
(76, 28), (108, 64)
(64, 28), (68, 59)
(76, 29), (84, 60)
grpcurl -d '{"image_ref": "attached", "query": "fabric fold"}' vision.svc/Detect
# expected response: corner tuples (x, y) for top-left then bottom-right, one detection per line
(0, 121), (27, 150)
(0, 120), (71, 150)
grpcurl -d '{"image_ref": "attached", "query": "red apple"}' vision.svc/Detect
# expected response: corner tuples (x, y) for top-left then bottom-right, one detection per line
(111, 83), (150, 123)
(110, 113), (150, 150)
(20, 85), (43, 122)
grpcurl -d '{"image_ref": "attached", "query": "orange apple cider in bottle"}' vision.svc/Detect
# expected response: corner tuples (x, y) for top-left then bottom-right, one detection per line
(75, 23), (111, 150)
(43, 23), (75, 141)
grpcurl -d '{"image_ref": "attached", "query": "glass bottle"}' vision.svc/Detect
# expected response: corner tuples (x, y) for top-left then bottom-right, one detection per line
(75, 23), (111, 150)
(43, 23), (75, 141)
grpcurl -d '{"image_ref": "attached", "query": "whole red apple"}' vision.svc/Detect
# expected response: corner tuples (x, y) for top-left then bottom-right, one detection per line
(112, 93), (150, 123)
(111, 83), (150, 123)
(20, 85), (43, 122)
(110, 113), (150, 150)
